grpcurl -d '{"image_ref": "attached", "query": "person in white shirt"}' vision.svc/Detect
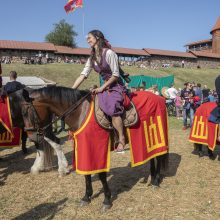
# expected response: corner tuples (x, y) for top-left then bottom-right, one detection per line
(167, 84), (178, 100)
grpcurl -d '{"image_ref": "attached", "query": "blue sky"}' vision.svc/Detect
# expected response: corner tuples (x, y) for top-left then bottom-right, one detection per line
(0, 0), (219, 51)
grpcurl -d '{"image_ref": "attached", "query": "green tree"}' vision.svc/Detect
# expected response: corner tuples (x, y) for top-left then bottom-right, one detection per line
(45, 19), (77, 47)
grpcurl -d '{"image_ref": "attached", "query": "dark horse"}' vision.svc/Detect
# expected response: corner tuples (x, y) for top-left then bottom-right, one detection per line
(22, 86), (169, 210)
(0, 89), (67, 174)
(0, 92), (28, 154)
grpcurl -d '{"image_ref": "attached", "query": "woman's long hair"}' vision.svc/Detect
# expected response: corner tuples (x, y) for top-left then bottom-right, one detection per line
(88, 30), (111, 66)
(88, 30), (127, 78)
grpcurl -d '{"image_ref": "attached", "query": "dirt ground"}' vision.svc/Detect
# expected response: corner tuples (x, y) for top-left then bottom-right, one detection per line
(1, 118), (220, 220)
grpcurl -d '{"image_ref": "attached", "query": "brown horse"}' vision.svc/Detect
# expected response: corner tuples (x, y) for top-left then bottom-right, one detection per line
(1, 89), (69, 175)
(22, 86), (169, 210)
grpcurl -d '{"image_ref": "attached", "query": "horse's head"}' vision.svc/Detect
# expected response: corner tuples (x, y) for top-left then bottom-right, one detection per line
(5, 89), (32, 128)
(18, 89), (51, 143)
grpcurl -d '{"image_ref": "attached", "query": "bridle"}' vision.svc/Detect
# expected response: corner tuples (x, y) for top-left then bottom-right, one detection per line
(22, 91), (92, 136)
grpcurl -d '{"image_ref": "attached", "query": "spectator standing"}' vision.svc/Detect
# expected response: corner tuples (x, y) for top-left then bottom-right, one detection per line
(46, 53), (49, 63)
(202, 85), (210, 102)
(152, 84), (160, 95)
(208, 91), (215, 102)
(175, 92), (182, 119)
(181, 60), (185, 68)
(4, 71), (25, 94)
(181, 82), (195, 130)
(194, 83), (202, 108)
(213, 90), (218, 102)
(3, 71), (27, 153)
(167, 84), (178, 100)
(38, 51), (42, 64)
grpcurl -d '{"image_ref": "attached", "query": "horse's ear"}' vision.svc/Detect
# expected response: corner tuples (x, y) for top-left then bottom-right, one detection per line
(22, 89), (33, 102)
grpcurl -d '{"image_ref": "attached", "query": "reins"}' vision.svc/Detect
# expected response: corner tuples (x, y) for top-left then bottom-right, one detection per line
(23, 91), (91, 135)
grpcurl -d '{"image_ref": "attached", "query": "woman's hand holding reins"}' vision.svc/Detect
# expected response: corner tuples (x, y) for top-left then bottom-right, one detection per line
(92, 86), (104, 94)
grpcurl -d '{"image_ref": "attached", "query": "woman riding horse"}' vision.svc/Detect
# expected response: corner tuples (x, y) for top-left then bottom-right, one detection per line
(72, 30), (126, 152)
(23, 86), (168, 210)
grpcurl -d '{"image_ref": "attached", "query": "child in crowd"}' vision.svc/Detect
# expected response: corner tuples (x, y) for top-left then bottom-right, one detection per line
(208, 91), (215, 102)
(175, 92), (182, 119)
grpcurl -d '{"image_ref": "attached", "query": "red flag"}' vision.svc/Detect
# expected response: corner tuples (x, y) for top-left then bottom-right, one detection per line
(64, 0), (83, 13)
(76, 0), (83, 7)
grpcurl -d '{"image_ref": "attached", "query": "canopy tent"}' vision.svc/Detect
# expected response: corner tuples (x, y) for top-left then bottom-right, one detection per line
(128, 75), (174, 93)
(100, 75), (174, 94)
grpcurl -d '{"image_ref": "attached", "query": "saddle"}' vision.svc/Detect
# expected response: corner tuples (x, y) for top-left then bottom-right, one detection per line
(94, 95), (138, 130)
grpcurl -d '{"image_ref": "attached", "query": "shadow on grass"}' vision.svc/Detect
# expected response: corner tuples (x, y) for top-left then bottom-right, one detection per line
(0, 134), (70, 186)
(91, 153), (181, 203)
(12, 198), (68, 220)
(0, 145), (36, 186)
(166, 153), (181, 177)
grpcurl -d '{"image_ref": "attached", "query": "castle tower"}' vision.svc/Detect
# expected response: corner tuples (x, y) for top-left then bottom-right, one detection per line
(211, 16), (220, 53)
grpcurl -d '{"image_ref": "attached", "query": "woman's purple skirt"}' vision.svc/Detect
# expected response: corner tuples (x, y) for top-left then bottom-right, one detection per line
(98, 84), (125, 117)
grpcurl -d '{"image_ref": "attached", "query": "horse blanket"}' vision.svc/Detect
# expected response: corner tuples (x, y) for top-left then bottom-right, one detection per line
(0, 96), (21, 147)
(189, 102), (219, 151)
(127, 91), (169, 167)
(0, 127), (21, 147)
(0, 96), (13, 135)
(72, 91), (169, 175)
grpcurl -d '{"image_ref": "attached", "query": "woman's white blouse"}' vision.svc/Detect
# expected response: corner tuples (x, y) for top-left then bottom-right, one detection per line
(80, 49), (120, 78)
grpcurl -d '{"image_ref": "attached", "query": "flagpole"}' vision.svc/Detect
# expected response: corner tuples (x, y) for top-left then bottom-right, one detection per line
(82, 12), (85, 36)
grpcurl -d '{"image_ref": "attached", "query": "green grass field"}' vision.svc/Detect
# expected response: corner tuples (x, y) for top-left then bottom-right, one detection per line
(2, 63), (220, 89)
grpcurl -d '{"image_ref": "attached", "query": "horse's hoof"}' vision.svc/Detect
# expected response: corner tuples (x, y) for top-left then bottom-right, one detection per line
(198, 152), (204, 157)
(150, 180), (160, 188)
(65, 169), (71, 175)
(30, 169), (40, 175)
(151, 184), (159, 189)
(101, 204), (112, 212)
(63, 169), (70, 175)
(80, 200), (90, 207)
(58, 169), (70, 177)
(58, 173), (65, 178)
(209, 154), (215, 160)
(22, 149), (28, 155)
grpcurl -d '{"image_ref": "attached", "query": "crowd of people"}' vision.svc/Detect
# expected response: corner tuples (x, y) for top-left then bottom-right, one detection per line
(124, 81), (217, 131)
(166, 82), (217, 130)
(1, 56), (12, 64)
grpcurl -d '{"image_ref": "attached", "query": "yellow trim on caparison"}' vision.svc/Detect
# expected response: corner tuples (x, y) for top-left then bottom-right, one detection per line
(131, 150), (168, 168)
(126, 127), (135, 165)
(73, 101), (94, 136)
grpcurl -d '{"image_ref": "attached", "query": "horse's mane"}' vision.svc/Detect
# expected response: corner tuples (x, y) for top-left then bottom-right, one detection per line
(31, 86), (90, 105)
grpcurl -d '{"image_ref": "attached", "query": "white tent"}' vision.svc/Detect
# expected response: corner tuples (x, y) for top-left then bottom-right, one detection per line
(2, 76), (56, 89)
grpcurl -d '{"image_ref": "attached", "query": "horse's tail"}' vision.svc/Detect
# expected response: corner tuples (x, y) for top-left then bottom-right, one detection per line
(160, 152), (169, 171)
